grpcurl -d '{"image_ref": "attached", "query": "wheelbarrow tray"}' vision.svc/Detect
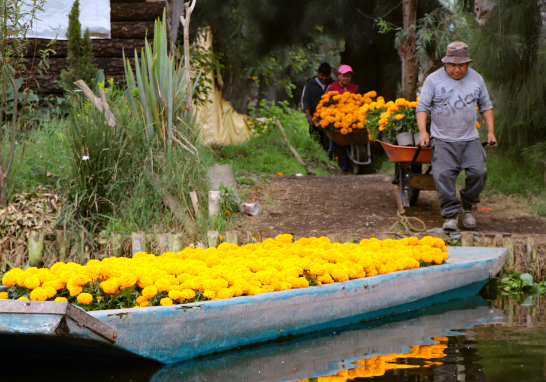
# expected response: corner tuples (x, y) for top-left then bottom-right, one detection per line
(325, 129), (369, 145)
(379, 140), (431, 164)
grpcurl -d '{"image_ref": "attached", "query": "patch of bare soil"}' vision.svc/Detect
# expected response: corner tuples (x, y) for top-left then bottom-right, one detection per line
(237, 174), (546, 242)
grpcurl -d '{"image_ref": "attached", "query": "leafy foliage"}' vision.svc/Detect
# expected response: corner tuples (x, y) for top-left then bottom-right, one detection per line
(124, 10), (193, 150)
(497, 272), (545, 306)
(60, 0), (98, 90)
(463, 0), (546, 152)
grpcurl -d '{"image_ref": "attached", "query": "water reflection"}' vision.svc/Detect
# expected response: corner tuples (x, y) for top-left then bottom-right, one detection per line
(9, 294), (546, 382)
(151, 295), (502, 382)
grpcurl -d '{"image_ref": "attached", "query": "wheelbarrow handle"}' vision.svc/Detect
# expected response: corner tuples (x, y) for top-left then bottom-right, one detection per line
(408, 144), (422, 168)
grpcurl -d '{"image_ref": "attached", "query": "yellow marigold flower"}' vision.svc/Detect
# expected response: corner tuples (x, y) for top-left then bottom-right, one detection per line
(30, 287), (48, 301)
(181, 289), (196, 300)
(18, 296), (29, 301)
(155, 278), (171, 293)
(0, 292), (8, 299)
(44, 286), (57, 299)
(101, 279), (119, 294)
(77, 293), (93, 305)
(120, 273), (137, 289)
(395, 114), (404, 120)
(140, 300), (151, 307)
(278, 172), (283, 176)
(160, 297), (174, 306)
(69, 286), (83, 297)
(203, 290), (216, 299)
(1, 272), (17, 288)
(476, 121), (480, 129)
(137, 276), (153, 289)
(54, 297), (68, 302)
(24, 275), (41, 290)
(142, 286), (158, 299)
(136, 296), (147, 305)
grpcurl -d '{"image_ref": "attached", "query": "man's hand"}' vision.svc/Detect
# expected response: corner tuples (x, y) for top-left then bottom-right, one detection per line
(487, 132), (497, 147)
(416, 111), (429, 146)
(419, 131), (430, 147)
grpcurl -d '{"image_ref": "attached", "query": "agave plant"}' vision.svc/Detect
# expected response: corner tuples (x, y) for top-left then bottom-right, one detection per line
(123, 9), (199, 150)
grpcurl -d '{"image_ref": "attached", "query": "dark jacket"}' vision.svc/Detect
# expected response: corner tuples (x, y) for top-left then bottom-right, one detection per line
(301, 76), (332, 118)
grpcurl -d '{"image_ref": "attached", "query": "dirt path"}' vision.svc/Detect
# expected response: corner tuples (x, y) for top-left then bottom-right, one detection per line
(237, 174), (546, 241)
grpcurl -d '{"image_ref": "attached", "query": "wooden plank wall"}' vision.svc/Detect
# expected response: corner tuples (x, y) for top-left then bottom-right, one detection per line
(26, 0), (171, 94)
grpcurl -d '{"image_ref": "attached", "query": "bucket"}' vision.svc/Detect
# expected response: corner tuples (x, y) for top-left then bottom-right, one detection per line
(396, 132), (414, 146)
(238, 203), (262, 216)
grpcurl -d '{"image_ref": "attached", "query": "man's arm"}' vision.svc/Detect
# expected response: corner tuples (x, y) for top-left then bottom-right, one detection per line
(481, 109), (496, 147)
(301, 84), (313, 124)
(304, 109), (313, 124)
(417, 112), (429, 146)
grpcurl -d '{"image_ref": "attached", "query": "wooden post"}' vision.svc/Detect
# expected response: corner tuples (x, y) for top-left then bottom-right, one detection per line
(169, 233), (184, 253)
(461, 231), (474, 247)
(75, 231), (88, 265)
(527, 236), (539, 261)
(225, 231), (238, 245)
(208, 191), (221, 218)
(28, 230), (45, 267)
(484, 234), (497, 247)
(189, 191), (201, 219)
(327, 234), (339, 244)
(111, 232), (124, 257)
(157, 234), (169, 255)
(56, 230), (71, 262)
(132, 232), (146, 256)
(247, 231), (262, 244)
(180, 0), (196, 113)
(208, 231), (219, 248)
(502, 234), (514, 267)
(384, 232), (396, 240)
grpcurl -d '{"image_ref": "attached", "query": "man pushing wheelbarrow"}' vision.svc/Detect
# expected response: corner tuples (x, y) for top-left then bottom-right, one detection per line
(416, 42), (497, 231)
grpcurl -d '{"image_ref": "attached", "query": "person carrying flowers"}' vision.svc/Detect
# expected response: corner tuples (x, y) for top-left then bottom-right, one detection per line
(326, 65), (359, 171)
(301, 63), (334, 149)
(416, 42), (496, 231)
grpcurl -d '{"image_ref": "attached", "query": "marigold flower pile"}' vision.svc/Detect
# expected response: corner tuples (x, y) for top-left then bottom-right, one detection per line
(312, 90), (378, 136)
(291, 341), (447, 382)
(0, 235), (448, 311)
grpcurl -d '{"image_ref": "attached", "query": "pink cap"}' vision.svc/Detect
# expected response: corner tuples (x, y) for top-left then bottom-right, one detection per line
(338, 65), (353, 74)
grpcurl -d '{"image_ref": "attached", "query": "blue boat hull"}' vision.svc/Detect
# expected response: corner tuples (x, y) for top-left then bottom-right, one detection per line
(0, 246), (508, 363)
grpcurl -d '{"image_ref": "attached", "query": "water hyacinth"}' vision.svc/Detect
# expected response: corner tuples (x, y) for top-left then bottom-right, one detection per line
(1, 235), (448, 311)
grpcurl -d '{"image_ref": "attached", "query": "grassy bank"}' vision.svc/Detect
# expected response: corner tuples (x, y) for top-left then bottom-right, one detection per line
(213, 104), (336, 179)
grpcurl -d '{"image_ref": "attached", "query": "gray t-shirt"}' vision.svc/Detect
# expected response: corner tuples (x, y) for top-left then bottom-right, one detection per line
(416, 67), (493, 142)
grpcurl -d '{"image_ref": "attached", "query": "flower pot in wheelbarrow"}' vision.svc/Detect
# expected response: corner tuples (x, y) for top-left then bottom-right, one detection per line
(396, 132), (414, 146)
(325, 129), (369, 146)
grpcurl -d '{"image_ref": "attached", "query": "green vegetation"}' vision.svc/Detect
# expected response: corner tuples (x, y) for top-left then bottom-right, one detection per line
(60, 0), (99, 90)
(497, 272), (546, 306)
(214, 101), (334, 177)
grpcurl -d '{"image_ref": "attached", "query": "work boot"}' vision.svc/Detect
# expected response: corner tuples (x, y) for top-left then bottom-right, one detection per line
(442, 213), (458, 231)
(461, 205), (476, 229)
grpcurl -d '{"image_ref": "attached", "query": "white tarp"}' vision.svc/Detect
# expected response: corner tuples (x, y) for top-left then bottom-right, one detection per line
(23, 0), (111, 40)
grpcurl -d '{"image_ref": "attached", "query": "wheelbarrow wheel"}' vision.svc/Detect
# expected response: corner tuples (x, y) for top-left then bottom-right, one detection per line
(397, 163), (422, 207)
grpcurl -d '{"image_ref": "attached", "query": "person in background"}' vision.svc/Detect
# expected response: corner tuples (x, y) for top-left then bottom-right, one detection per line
(301, 63), (333, 150)
(327, 65), (359, 95)
(416, 41), (496, 231)
(326, 65), (359, 171)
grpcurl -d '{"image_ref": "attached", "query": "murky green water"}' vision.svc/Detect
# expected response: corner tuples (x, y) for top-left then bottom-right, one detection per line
(6, 291), (546, 382)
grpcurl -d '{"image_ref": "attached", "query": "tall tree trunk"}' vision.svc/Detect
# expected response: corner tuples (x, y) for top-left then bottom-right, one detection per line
(398, 0), (419, 101)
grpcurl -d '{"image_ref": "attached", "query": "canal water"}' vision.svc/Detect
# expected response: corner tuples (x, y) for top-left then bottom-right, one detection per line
(6, 288), (546, 382)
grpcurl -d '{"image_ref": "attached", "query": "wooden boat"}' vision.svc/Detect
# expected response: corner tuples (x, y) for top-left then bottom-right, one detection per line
(0, 247), (508, 364)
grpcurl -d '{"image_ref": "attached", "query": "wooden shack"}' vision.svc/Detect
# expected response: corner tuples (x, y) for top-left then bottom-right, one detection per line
(27, 0), (184, 94)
